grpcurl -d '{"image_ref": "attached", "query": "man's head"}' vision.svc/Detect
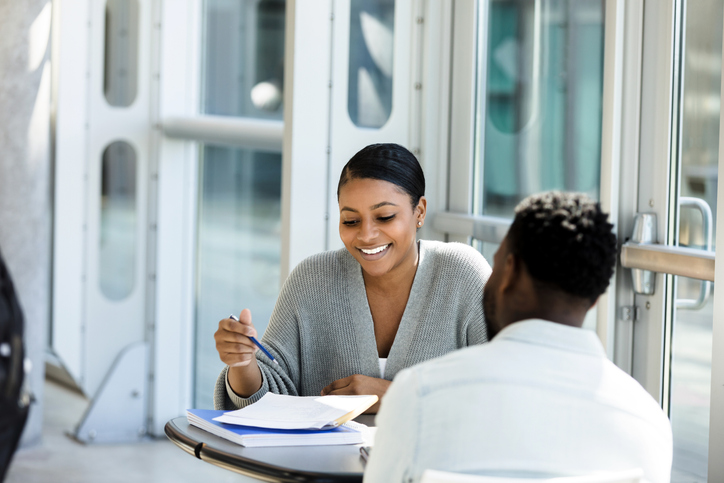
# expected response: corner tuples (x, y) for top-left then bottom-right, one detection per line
(483, 191), (618, 338)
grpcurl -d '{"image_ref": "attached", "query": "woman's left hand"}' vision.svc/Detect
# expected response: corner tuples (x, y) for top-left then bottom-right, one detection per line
(321, 375), (391, 413)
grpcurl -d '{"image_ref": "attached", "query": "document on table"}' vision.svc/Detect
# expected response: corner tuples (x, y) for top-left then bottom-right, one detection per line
(187, 409), (367, 447)
(213, 393), (378, 430)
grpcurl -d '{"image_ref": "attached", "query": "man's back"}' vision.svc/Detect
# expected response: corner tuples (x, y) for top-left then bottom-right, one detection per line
(364, 320), (672, 483)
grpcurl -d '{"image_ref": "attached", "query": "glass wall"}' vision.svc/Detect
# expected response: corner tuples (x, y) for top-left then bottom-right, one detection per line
(194, 147), (282, 409)
(474, 0), (604, 219)
(194, 0), (286, 408)
(471, 0), (605, 331)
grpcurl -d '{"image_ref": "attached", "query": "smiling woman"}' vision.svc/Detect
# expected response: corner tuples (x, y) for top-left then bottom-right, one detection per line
(213, 143), (492, 413)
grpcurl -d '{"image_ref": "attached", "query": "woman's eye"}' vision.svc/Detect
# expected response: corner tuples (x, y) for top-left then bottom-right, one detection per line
(342, 220), (359, 226)
(378, 215), (396, 222)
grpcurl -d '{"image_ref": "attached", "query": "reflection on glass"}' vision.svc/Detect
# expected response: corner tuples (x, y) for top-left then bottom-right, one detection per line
(104, 0), (139, 107)
(99, 141), (137, 300)
(670, 279), (714, 483)
(194, 146), (282, 408)
(669, 1), (722, 480)
(348, 0), (395, 128)
(475, 0), (604, 218)
(202, 0), (286, 118)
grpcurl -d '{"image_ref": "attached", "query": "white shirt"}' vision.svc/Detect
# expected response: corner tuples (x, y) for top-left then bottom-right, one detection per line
(364, 320), (673, 483)
(379, 358), (388, 379)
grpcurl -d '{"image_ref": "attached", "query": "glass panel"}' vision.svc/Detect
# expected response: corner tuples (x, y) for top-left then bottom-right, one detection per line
(104, 0), (139, 107)
(202, 0), (286, 118)
(668, 1), (722, 480)
(194, 146), (282, 408)
(347, 0), (395, 128)
(670, 278), (715, 482)
(474, 0), (604, 218)
(99, 141), (137, 300)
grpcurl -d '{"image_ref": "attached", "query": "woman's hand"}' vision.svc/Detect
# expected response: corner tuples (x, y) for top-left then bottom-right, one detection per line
(215, 309), (259, 367)
(214, 309), (263, 397)
(321, 375), (391, 413)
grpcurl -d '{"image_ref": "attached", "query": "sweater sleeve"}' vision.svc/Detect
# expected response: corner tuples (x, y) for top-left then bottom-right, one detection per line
(213, 263), (306, 410)
(447, 242), (491, 347)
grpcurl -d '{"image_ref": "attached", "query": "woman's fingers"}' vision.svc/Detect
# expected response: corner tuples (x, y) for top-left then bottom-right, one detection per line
(321, 375), (388, 413)
(321, 376), (353, 395)
(214, 309), (259, 365)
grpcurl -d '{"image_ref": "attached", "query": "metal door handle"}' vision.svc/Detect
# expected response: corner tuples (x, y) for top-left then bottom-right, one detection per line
(621, 212), (715, 296)
(675, 197), (713, 310)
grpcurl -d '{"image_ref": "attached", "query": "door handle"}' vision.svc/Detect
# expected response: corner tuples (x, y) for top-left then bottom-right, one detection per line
(620, 212), (715, 296)
(675, 197), (713, 310)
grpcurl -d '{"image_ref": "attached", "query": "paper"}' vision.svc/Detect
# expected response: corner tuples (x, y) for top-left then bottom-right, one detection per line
(214, 393), (378, 430)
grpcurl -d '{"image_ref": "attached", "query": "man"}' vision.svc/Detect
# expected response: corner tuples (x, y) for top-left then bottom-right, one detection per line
(364, 192), (673, 483)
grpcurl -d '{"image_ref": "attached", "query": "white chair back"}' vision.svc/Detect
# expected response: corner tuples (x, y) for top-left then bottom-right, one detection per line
(419, 468), (645, 483)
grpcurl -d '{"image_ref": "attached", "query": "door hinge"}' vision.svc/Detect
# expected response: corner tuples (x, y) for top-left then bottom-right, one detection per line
(619, 306), (641, 322)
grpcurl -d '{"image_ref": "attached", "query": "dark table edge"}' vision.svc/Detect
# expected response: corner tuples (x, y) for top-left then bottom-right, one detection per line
(164, 418), (363, 483)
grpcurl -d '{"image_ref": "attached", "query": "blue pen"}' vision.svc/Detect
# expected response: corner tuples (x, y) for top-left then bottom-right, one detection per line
(229, 314), (279, 365)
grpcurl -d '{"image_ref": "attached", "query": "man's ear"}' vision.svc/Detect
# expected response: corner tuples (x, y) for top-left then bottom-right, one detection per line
(498, 252), (520, 293)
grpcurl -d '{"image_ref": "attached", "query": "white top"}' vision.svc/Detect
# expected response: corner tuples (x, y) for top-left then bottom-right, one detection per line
(364, 319), (673, 483)
(378, 358), (387, 379)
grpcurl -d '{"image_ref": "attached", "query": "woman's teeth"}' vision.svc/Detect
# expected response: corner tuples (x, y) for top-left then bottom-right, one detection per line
(360, 244), (389, 255)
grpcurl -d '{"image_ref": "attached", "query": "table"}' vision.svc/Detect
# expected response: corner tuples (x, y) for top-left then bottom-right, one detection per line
(165, 416), (375, 482)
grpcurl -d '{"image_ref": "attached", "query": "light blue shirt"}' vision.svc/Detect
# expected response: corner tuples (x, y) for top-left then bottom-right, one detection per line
(364, 319), (673, 483)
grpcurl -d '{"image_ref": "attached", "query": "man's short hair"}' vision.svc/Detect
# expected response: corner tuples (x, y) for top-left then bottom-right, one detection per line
(506, 191), (618, 302)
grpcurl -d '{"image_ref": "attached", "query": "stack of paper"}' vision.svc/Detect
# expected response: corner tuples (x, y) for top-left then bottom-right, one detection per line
(187, 393), (378, 447)
(187, 409), (366, 447)
(215, 393), (378, 429)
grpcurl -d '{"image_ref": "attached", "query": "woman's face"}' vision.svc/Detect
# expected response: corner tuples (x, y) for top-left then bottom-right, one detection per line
(338, 177), (426, 279)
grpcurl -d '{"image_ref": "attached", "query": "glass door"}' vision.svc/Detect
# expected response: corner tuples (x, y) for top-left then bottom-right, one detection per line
(668, 2), (721, 477)
(623, 1), (724, 481)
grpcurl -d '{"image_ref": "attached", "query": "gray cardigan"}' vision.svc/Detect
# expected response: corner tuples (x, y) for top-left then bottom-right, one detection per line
(214, 240), (491, 410)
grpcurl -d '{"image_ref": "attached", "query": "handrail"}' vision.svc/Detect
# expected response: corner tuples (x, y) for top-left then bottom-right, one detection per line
(432, 212), (511, 244)
(161, 115), (284, 152)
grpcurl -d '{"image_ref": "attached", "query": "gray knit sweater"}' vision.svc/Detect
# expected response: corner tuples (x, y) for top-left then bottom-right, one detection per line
(214, 240), (491, 410)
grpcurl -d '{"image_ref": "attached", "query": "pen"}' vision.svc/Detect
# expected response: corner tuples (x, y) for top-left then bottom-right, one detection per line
(229, 314), (279, 365)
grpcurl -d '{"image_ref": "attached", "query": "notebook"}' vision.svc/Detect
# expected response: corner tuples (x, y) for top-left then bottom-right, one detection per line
(187, 409), (366, 447)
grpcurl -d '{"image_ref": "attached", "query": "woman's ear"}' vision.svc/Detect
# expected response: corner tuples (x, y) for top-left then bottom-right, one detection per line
(415, 196), (427, 225)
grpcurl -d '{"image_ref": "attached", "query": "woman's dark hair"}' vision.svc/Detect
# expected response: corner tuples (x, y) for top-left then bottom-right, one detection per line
(507, 191), (618, 303)
(337, 143), (425, 208)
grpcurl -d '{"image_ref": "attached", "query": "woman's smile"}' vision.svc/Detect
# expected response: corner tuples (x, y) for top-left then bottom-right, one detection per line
(357, 243), (391, 260)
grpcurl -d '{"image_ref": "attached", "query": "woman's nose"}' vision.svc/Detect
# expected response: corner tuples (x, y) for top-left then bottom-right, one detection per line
(357, 221), (378, 242)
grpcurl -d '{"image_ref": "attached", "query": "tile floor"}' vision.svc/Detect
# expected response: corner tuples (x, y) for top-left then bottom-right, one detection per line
(5, 379), (251, 483)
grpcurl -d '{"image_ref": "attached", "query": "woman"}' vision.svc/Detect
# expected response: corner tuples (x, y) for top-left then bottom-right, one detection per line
(214, 143), (491, 412)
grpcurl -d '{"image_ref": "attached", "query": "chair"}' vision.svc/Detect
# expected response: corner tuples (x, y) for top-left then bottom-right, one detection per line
(420, 468), (645, 483)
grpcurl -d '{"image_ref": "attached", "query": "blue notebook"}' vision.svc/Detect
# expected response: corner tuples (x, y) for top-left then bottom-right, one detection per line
(186, 409), (365, 447)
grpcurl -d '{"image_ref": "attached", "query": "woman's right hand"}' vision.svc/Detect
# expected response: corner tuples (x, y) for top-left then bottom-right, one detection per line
(215, 309), (263, 397)
(215, 309), (259, 367)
